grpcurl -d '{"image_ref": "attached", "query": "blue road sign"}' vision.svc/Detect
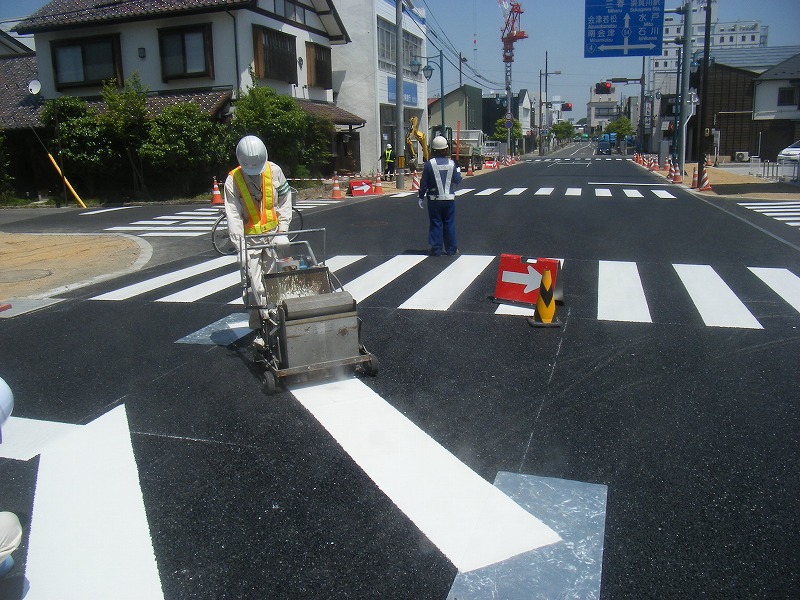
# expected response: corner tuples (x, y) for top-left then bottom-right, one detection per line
(584, 0), (665, 58)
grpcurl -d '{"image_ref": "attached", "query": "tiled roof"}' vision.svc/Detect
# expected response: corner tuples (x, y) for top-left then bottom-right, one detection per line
(295, 99), (365, 126)
(709, 45), (800, 74)
(757, 53), (800, 81)
(14, 0), (253, 34)
(0, 54), (42, 129)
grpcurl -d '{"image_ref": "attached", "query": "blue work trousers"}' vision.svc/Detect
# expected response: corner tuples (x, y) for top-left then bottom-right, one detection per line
(427, 199), (457, 255)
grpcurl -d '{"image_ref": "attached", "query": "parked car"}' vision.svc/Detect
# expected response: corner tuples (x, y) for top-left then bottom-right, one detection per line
(777, 140), (800, 162)
(596, 141), (612, 155)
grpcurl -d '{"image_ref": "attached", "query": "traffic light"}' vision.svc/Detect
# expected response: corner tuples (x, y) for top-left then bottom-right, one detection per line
(562, 102), (573, 111)
(595, 82), (612, 95)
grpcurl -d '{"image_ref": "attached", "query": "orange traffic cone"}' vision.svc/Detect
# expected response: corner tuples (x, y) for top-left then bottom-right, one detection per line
(374, 174), (383, 194)
(699, 169), (713, 191)
(527, 267), (561, 328)
(466, 162), (474, 176)
(331, 174), (343, 199)
(211, 176), (223, 205)
(411, 169), (420, 191)
(672, 164), (683, 184)
(691, 167), (698, 189)
(667, 160), (675, 180)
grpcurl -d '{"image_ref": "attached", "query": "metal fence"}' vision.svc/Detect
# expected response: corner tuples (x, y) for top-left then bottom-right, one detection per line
(748, 157), (799, 182)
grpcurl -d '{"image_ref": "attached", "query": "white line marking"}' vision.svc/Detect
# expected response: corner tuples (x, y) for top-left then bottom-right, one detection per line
(399, 255), (494, 311)
(455, 188), (475, 196)
(597, 261), (652, 323)
(652, 190), (676, 199)
(565, 188), (582, 196)
(740, 202), (800, 208)
(25, 406), (164, 600)
(290, 379), (561, 573)
(391, 192), (416, 197)
(106, 226), (210, 232)
(476, 188), (501, 196)
(748, 267), (800, 313)
(156, 271), (239, 303)
(79, 207), (135, 215)
(595, 188), (612, 197)
(0, 417), (80, 461)
(534, 187), (554, 196)
(623, 189), (643, 198)
(494, 303), (534, 316)
(505, 188), (527, 195)
(91, 255), (237, 300)
(673, 264), (762, 329)
(139, 232), (206, 237)
(131, 220), (177, 226)
(341, 255), (427, 303)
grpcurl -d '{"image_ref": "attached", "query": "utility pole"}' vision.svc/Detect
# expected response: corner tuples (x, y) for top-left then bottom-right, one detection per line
(679, 1), (693, 178)
(696, 0), (711, 187)
(394, 0), (404, 189)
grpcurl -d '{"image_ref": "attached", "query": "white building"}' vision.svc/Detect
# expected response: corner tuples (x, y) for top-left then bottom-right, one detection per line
(332, 0), (427, 175)
(587, 84), (619, 133)
(650, 3), (768, 96)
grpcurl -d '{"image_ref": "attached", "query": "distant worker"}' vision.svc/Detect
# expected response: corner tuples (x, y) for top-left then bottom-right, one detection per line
(381, 143), (395, 181)
(1, 376), (22, 578)
(224, 135), (293, 345)
(418, 136), (462, 256)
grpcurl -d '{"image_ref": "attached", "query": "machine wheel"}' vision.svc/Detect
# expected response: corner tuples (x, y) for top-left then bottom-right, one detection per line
(263, 370), (278, 395)
(362, 352), (379, 377)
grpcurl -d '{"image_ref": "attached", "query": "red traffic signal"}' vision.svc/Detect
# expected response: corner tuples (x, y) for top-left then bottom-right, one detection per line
(595, 82), (612, 94)
(561, 102), (573, 111)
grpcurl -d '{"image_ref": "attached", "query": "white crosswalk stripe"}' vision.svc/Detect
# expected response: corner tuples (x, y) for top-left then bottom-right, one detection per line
(88, 255), (798, 331)
(738, 202), (800, 228)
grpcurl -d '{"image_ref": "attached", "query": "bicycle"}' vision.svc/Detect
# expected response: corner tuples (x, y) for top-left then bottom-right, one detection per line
(211, 187), (304, 255)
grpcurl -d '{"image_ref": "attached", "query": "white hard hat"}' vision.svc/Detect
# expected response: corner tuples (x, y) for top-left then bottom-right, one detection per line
(0, 376), (13, 432)
(386, 144), (392, 149)
(236, 135), (268, 175)
(432, 136), (448, 150)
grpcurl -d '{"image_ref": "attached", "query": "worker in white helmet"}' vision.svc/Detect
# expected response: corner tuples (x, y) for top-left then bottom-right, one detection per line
(0, 376), (22, 579)
(418, 135), (462, 256)
(381, 143), (395, 181)
(224, 135), (293, 343)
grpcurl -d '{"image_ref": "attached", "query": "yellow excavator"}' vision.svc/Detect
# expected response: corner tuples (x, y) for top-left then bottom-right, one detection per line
(405, 116), (429, 169)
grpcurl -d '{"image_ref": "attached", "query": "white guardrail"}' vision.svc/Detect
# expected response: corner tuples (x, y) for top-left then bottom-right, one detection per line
(748, 157), (799, 182)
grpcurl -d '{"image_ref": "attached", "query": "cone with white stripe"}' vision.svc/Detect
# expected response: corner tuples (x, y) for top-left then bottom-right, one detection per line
(691, 167), (698, 189)
(211, 176), (223, 205)
(699, 168), (713, 191)
(374, 174), (383, 195)
(331, 173), (343, 199)
(667, 159), (675, 181)
(527, 267), (561, 328)
(411, 169), (420, 191)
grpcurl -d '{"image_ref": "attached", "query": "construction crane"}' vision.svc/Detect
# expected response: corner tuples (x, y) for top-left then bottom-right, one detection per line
(498, 1), (527, 151)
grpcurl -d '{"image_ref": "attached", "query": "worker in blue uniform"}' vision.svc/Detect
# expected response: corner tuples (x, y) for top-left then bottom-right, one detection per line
(418, 135), (462, 256)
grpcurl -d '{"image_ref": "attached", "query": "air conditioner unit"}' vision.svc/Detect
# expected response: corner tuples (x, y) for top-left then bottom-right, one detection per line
(735, 151), (750, 162)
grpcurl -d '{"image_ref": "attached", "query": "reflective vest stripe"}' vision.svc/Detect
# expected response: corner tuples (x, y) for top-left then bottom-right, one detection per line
(230, 164), (278, 235)
(385, 150), (394, 163)
(430, 159), (455, 200)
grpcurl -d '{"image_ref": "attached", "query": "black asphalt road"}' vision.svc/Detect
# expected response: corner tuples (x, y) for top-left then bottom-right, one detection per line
(1, 149), (799, 599)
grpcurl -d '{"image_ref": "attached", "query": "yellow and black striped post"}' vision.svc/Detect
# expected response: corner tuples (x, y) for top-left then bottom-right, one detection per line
(528, 267), (561, 328)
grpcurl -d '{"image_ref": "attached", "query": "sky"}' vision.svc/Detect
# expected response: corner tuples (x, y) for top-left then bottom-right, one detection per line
(3, 0), (799, 121)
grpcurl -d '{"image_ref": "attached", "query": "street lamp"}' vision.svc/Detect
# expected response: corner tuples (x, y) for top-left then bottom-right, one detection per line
(410, 48), (445, 140)
(538, 51), (560, 156)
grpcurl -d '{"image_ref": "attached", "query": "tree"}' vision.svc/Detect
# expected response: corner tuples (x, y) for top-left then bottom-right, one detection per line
(604, 115), (635, 138)
(139, 103), (231, 192)
(550, 121), (575, 143)
(577, 117), (588, 126)
(0, 131), (13, 199)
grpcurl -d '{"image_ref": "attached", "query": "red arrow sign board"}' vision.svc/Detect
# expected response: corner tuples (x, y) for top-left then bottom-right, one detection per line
(349, 179), (373, 196)
(493, 254), (560, 306)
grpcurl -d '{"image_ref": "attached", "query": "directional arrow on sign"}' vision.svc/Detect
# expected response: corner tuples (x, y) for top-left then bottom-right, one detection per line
(352, 183), (372, 193)
(501, 265), (542, 294)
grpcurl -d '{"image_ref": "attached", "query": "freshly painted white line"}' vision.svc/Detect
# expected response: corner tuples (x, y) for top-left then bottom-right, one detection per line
(106, 226), (210, 232)
(391, 192), (415, 197)
(0, 417), (80, 461)
(739, 202), (800, 208)
(494, 303), (534, 316)
(79, 207), (135, 215)
(534, 188), (554, 196)
(91, 255), (237, 300)
(505, 188), (527, 195)
(475, 188), (501, 196)
(341, 255), (427, 303)
(597, 261), (652, 323)
(131, 220), (178, 226)
(290, 379), (561, 573)
(157, 271), (239, 302)
(25, 406), (163, 600)
(588, 181), (666, 186)
(652, 190), (676, 199)
(623, 189), (644, 198)
(399, 255), (494, 311)
(748, 267), (800, 313)
(140, 232), (206, 237)
(768, 215), (800, 221)
(455, 188), (475, 196)
(565, 188), (582, 196)
(673, 264), (762, 329)
(594, 188), (612, 197)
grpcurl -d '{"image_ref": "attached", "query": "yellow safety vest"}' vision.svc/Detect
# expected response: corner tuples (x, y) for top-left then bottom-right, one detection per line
(229, 164), (278, 235)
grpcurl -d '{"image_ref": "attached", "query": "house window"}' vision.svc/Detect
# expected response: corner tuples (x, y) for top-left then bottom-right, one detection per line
(751, 35), (756, 41)
(51, 35), (121, 89)
(306, 42), (332, 89)
(655, 61), (660, 68)
(253, 26), (297, 84)
(377, 17), (422, 78)
(159, 24), (213, 81)
(719, 36), (725, 43)
(777, 87), (796, 106)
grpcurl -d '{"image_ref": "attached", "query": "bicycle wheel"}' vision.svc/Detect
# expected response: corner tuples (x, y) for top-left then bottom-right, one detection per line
(211, 213), (237, 255)
(288, 207), (304, 242)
